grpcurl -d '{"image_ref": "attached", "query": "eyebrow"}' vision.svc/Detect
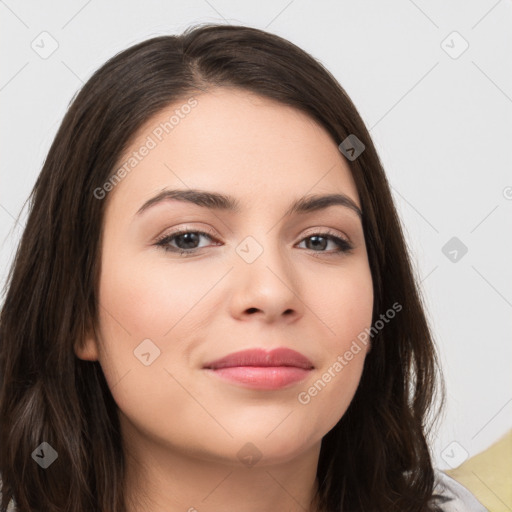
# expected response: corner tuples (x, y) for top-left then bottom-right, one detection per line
(135, 188), (362, 219)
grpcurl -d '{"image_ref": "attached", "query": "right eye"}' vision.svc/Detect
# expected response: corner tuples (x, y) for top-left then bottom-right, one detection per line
(154, 228), (220, 256)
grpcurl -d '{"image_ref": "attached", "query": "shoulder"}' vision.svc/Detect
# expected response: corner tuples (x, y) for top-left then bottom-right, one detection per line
(432, 469), (489, 511)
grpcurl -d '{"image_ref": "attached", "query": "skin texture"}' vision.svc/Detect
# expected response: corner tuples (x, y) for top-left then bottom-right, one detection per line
(75, 88), (374, 512)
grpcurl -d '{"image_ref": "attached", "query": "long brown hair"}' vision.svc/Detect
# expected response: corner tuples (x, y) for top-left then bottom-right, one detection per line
(0, 23), (444, 511)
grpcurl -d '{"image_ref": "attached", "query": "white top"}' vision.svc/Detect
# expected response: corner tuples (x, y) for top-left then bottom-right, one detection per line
(0, 469), (488, 511)
(433, 470), (489, 511)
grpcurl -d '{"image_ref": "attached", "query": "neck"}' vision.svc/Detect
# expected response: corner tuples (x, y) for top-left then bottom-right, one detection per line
(122, 424), (323, 512)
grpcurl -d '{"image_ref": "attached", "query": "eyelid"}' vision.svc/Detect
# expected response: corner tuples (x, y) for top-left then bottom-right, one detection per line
(154, 224), (351, 246)
(153, 224), (354, 259)
(153, 224), (218, 244)
(300, 226), (351, 244)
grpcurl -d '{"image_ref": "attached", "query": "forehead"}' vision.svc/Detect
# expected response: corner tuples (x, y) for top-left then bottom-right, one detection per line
(107, 87), (360, 214)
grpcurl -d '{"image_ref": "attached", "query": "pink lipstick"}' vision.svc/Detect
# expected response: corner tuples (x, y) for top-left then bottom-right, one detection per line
(203, 347), (314, 390)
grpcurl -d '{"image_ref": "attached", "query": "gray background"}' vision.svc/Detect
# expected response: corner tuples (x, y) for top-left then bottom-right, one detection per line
(1, 0), (511, 472)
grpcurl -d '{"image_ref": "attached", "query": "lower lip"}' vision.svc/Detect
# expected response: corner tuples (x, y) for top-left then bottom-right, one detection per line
(205, 366), (312, 390)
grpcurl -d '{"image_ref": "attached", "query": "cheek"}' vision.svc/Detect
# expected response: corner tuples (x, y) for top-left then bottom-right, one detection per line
(299, 260), (373, 428)
(313, 258), (374, 348)
(94, 254), (220, 422)
(98, 253), (217, 338)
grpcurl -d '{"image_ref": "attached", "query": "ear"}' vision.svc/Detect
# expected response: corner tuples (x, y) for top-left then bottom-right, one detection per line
(74, 325), (100, 361)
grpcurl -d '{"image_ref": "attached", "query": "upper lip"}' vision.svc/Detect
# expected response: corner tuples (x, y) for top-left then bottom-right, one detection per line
(203, 348), (314, 370)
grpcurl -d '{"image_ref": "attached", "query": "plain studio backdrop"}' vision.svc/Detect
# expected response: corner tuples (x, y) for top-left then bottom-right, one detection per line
(1, 0), (511, 472)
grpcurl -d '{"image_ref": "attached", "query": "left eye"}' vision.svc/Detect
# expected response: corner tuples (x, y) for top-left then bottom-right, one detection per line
(155, 229), (353, 256)
(297, 233), (353, 253)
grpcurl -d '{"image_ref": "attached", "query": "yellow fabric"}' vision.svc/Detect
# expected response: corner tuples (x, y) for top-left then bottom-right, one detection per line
(445, 429), (512, 512)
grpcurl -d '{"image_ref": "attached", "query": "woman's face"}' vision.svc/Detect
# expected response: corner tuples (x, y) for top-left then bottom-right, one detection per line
(76, 88), (373, 467)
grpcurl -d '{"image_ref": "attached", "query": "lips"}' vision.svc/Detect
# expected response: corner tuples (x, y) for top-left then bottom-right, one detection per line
(203, 348), (314, 390)
(203, 347), (314, 370)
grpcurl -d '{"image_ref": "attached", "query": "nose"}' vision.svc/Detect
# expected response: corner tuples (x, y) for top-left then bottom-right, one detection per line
(228, 237), (304, 324)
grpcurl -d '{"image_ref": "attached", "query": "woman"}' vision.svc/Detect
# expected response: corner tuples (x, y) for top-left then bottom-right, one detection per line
(0, 23), (488, 512)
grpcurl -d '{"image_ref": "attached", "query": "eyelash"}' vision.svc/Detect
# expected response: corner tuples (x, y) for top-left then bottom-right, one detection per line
(154, 227), (354, 258)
